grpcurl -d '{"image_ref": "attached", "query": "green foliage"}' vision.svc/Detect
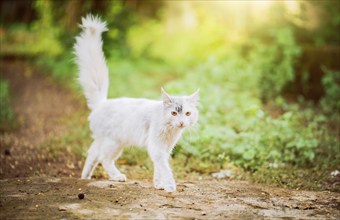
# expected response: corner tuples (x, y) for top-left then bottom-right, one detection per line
(320, 68), (340, 113)
(31, 0), (63, 56)
(0, 80), (16, 131)
(163, 57), (330, 173)
(0, 1), (63, 57)
(248, 27), (301, 100)
(103, 1), (136, 57)
(238, 111), (319, 168)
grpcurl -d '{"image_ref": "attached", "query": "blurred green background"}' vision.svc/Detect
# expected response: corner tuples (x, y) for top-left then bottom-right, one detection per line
(0, 0), (339, 190)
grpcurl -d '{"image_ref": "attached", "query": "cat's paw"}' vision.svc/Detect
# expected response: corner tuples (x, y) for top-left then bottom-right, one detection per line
(164, 184), (176, 192)
(154, 182), (176, 192)
(153, 178), (163, 189)
(154, 182), (163, 190)
(110, 174), (127, 182)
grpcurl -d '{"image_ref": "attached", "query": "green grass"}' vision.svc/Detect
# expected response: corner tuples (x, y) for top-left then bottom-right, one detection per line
(0, 79), (17, 131)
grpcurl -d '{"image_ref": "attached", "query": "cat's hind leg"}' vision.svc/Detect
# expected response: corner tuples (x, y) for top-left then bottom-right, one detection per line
(81, 141), (100, 179)
(99, 138), (126, 182)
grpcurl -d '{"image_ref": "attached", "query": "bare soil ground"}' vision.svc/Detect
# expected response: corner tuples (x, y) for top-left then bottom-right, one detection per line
(0, 60), (339, 219)
(1, 177), (339, 219)
(0, 60), (84, 179)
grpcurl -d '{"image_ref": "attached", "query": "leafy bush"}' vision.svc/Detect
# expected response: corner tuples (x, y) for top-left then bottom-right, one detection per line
(248, 27), (301, 100)
(162, 57), (326, 173)
(320, 68), (340, 113)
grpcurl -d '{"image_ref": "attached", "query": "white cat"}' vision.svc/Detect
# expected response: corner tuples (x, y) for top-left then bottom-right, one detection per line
(74, 15), (199, 192)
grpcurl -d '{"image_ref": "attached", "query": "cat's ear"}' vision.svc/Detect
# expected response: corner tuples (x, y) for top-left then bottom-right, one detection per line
(161, 87), (173, 106)
(188, 88), (200, 105)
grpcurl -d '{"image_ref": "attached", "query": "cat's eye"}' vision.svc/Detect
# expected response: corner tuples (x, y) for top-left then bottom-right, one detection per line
(186, 112), (191, 116)
(171, 111), (177, 116)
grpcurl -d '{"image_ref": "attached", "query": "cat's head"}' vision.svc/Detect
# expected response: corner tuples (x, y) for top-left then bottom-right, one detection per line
(161, 88), (199, 129)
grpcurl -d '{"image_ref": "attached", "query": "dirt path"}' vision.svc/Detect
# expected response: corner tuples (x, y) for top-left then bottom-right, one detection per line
(0, 60), (339, 219)
(0, 59), (85, 178)
(1, 177), (339, 219)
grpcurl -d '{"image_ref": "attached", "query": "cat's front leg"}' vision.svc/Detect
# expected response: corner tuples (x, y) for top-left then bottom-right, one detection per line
(161, 171), (176, 193)
(153, 164), (176, 192)
(153, 165), (162, 189)
(148, 143), (176, 192)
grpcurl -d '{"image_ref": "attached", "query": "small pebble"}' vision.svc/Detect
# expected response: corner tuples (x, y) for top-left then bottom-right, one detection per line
(4, 149), (11, 156)
(78, 193), (85, 200)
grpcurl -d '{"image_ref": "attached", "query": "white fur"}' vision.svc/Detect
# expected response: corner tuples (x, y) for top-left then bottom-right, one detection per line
(74, 14), (109, 110)
(74, 15), (199, 192)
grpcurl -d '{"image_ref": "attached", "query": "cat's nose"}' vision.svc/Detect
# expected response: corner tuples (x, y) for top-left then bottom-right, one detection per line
(179, 122), (184, 128)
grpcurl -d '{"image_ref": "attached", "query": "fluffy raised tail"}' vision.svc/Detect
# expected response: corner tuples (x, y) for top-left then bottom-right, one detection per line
(74, 14), (109, 110)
